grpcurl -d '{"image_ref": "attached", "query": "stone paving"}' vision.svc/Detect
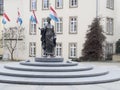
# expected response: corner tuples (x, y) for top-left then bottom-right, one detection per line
(0, 61), (120, 90)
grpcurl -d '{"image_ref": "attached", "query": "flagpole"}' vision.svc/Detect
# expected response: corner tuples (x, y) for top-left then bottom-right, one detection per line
(2, 11), (11, 60)
(2, 11), (5, 59)
(16, 25), (19, 60)
(16, 8), (23, 60)
(2, 24), (5, 60)
(16, 8), (20, 60)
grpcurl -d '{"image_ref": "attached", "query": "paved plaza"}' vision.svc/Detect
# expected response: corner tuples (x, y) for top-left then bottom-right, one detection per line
(0, 61), (120, 90)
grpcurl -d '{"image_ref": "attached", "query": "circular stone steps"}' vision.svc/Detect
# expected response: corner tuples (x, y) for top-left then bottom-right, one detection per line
(0, 57), (120, 85)
(0, 66), (109, 78)
(20, 61), (78, 67)
(4, 63), (93, 72)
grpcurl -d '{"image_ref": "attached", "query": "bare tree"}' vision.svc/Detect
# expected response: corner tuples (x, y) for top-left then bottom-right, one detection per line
(3, 26), (24, 60)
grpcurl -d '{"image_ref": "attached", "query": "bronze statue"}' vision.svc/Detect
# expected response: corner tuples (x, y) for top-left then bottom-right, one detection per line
(39, 17), (56, 57)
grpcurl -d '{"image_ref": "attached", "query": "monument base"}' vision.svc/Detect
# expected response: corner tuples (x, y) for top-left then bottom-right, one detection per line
(0, 57), (120, 85)
(35, 57), (64, 62)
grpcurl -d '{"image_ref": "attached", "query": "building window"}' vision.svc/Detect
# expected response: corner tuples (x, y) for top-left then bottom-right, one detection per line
(30, 0), (37, 11)
(105, 43), (113, 59)
(106, 18), (114, 35)
(55, 18), (63, 34)
(0, 0), (3, 15)
(55, 43), (62, 57)
(69, 0), (78, 8)
(42, 18), (48, 27)
(42, 0), (49, 9)
(29, 42), (36, 57)
(106, 0), (114, 10)
(69, 17), (77, 34)
(55, 0), (63, 9)
(69, 43), (77, 58)
(29, 21), (36, 35)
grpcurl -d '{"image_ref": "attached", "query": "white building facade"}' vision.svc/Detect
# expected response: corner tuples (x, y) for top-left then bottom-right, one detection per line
(3, 0), (120, 60)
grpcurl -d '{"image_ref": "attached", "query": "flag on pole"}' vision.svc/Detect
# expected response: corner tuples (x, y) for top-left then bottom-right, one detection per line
(2, 13), (10, 24)
(32, 10), (38, 24)
(2, 18), (6, 24)
(3, 13), (10, 21)
(16, 10), (23, 25)
(30, 15), (36, 23)
(49, 6), (59, 22)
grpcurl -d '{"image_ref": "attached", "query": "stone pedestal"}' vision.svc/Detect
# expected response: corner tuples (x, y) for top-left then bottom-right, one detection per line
(35, 57), (64, 62)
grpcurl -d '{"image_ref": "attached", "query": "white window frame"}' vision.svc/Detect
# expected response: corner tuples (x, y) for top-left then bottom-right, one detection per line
(69, 17), (77, 34)
(69, 43), (77, 58)
(106, 18), (114, 35)
(105, 42), (113, 57)
(55, 0), (63, 9)
(29, 42), (36, 57)
(106, 0), (114, 10)
(30, 0), (37, 11)
(55, 18), (63, 34)
(55, 43), (62, 57)
(69, 0), (78, 8)
(42, 0), (49, 10)
(29, 21), (37, 35)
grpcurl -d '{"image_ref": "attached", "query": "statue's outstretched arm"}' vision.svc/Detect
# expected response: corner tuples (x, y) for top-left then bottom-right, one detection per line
(38, 27), (44, 31)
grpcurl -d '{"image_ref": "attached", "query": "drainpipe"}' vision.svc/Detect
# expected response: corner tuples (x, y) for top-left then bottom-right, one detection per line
(96, 0), (98, 18)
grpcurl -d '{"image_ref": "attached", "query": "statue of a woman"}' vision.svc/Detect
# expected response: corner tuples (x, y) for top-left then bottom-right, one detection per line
(39, 17), (56, 56)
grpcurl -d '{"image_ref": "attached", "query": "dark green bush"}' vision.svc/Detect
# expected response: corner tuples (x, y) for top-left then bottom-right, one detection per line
(116, 39), (120, 54)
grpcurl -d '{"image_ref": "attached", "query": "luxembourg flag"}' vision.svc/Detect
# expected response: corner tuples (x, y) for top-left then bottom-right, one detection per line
(2, 13), (10, 25)
(16, 10), (23, 25)
(30, 15), (36, 23)
(49, 6), (59, 22)
(30, 10), (38, 24)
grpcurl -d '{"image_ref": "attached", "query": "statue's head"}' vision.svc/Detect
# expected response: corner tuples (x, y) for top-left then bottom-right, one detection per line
(47, 17), (51, 23)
